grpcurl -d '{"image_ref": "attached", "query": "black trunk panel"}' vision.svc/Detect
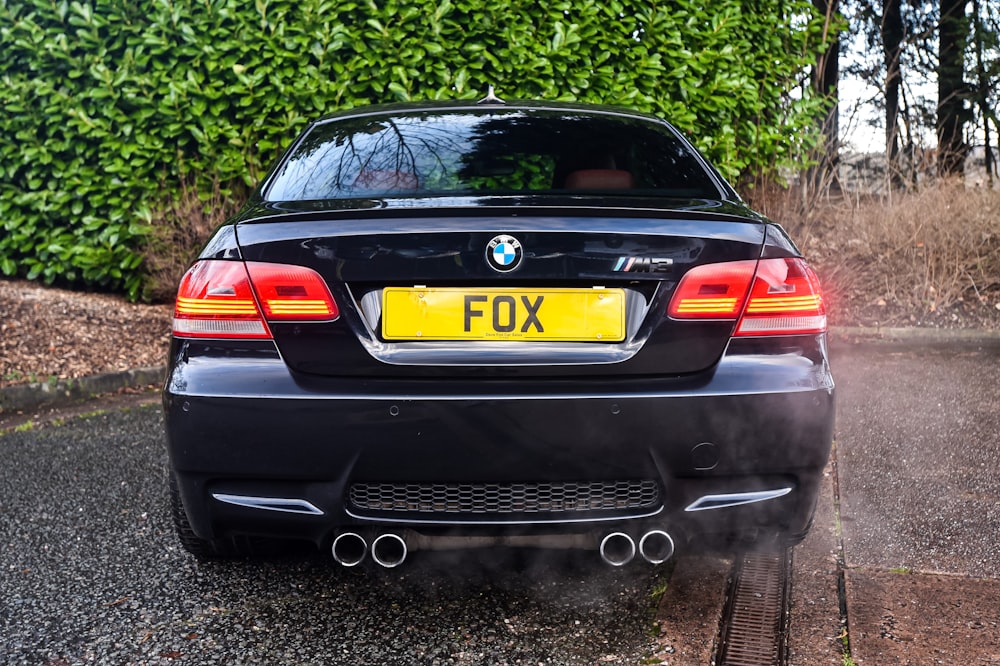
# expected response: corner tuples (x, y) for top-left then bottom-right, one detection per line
(235, 214), (766, 378)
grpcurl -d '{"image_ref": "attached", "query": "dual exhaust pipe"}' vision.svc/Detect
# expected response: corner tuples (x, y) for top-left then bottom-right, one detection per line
(599, 529), (675, 567)
(333, 528), (675, 568)
(331, 532), (407, 569)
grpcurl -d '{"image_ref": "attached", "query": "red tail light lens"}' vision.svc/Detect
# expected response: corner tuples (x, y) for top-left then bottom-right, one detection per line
(668, 258), (826, 336)
(244, 262), (339, 321)
(173, 261), (337, 339)
(735, 258), (826, 336)
(668, 260), (757, 318)
(174, 261), (271, 339)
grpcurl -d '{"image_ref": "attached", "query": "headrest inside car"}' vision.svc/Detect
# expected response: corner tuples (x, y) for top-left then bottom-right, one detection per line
(564, 169), (635, 190)
(354, 169), (419, 192)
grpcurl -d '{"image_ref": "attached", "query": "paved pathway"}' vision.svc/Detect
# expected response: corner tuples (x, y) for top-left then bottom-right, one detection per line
(655, 338), (1000, 665)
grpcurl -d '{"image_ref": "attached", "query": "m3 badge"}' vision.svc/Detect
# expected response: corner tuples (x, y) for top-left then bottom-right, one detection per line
(613, 256), (674, 273)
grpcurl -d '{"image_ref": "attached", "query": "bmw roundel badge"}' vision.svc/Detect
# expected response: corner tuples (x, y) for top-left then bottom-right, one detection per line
(485, 234), (523, 273)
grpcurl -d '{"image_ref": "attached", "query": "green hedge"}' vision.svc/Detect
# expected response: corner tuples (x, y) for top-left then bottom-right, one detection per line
(0, 0), (833, 299)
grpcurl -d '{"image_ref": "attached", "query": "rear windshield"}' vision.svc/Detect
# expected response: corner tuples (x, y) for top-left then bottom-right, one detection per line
(264, 109), (723, 201)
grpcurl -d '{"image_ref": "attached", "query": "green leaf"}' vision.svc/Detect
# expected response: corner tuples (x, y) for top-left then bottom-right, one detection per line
(387, 81), (409, 101)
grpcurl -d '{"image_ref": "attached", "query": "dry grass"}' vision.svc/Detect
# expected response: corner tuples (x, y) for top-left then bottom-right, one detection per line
(142, 178), (245, 302)
(750, 181), (1000, 327)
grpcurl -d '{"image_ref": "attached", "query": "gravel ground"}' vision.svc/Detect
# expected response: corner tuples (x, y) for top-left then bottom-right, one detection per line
(0, 406), (668, 665)
(833, 342), (1000, 578)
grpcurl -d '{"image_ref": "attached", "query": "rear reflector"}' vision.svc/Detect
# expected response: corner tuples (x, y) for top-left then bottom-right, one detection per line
(668, 258), (826, 336)
(173, 260), (337, 339)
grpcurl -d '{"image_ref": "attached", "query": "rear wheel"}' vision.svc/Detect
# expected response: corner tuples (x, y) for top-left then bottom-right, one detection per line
(169, 474), (241, 559)
(168, 474), (302, 559)
(168, 474), (236, 560)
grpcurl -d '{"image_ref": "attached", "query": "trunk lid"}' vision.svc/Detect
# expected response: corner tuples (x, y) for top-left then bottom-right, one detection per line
(234, 203), (766, 378)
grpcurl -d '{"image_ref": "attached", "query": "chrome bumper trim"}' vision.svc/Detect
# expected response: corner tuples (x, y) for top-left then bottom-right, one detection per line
(684, 487), (792, 512)
(212, 493), (324, 515)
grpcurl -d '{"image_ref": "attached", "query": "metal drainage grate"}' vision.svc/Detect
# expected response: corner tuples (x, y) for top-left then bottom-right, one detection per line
(348, 480), (660, 515)
(715, 549), (792, 666)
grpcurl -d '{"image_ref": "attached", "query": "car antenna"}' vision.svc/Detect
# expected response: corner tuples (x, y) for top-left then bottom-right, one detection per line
(476, 85), (506, 105)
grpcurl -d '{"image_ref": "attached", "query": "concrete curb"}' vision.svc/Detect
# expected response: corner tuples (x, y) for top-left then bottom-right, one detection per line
(1, 325), (998, 415)
(0, 366), (165, 414)
(830, 325), (1000, 344)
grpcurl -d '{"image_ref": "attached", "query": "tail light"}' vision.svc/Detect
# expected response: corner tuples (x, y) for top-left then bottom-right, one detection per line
(244, 262), (339, 321)
(735, 258), (826, 336)
(173, 260), (338, 339)
(668, 260), (757, 318)
(668, 258), (826, 336)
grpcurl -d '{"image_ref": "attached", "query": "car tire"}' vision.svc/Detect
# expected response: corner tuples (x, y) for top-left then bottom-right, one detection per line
(168, 474), (298, 560)
(168, 474), (241, 559)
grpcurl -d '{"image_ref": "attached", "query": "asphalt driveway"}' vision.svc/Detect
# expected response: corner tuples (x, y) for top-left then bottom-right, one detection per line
(833, 341), (1000, 577)
(826, 339), (1000, 665)
(0, 406), (667, 665)
(3, 335), (1000, 665)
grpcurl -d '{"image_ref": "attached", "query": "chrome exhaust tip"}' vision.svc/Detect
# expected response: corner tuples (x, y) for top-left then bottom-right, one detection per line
(638, 530), (675, 565)
(599, 532), (636, 567)
(331, 532), (367, 567)
(371, 533), (408, 568)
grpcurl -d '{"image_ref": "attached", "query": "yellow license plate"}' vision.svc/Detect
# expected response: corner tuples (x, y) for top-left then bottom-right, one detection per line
(382, 288), (625, 342)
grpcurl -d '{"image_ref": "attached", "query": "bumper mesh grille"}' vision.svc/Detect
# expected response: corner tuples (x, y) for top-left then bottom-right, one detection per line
(348, 480), (660, 515)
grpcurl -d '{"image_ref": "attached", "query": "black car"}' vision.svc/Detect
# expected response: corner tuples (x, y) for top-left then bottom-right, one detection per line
(164, 97), (834, 568)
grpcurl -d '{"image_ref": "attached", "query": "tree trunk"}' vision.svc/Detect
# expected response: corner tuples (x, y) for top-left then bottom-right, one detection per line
(807, 0), (840, 196)
(971, 0), (996, 187)
(937, 0), (969, 177)
(882, 0), (904, 188)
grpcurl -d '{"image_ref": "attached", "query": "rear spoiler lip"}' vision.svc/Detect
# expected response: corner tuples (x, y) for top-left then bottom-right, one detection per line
(235, 195), (762, 225)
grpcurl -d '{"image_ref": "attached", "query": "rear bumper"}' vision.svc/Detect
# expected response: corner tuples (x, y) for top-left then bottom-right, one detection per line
(164, 337), (834, 549)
